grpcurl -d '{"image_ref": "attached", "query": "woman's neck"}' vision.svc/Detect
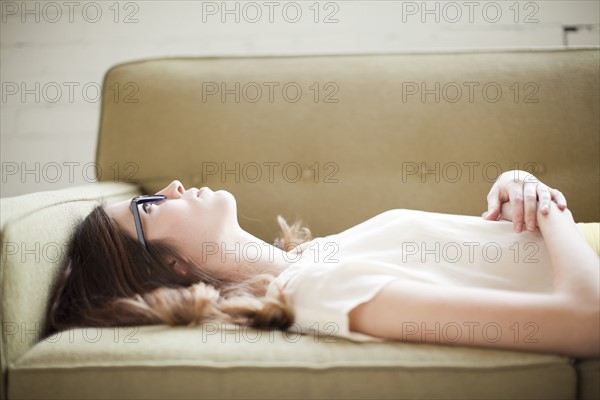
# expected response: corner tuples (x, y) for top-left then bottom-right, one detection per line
(190, 225), (293, 284)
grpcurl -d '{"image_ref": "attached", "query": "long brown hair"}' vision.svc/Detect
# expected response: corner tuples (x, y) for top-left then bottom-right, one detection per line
(43, 203), (312, 339)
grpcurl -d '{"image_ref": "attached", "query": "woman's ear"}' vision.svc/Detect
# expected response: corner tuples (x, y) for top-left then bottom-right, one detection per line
(169, 259), (188, 277)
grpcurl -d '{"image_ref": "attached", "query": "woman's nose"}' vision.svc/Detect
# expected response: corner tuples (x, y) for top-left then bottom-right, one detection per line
(156, 180), (185, 197)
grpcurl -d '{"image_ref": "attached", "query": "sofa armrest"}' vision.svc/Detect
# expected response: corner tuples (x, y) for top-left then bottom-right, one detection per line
(0, 181), (141, 400)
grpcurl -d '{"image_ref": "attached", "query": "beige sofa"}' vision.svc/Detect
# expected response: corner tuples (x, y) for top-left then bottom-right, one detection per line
(1, 49), (599, 399)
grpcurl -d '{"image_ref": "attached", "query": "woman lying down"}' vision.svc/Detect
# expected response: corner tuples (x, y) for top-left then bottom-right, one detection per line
(43, 170), (600, 358)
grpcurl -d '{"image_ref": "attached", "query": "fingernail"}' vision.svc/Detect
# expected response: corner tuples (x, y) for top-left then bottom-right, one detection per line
(482, 212), (488, 219)
(541, 203), (549, 212)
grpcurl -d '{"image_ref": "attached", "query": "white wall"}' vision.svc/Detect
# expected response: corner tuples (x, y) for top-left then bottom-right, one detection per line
(1, 0), (599, 197)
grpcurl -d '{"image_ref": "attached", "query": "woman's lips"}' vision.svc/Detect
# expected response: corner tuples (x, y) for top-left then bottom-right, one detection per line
(197, 187), (212, 197)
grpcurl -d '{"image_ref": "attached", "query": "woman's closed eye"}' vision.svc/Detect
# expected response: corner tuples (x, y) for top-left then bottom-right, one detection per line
(143, 203), (158, 214)
(143, 199), (166, 214)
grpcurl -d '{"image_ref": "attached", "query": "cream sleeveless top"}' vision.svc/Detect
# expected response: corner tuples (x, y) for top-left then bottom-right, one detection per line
(265, 209), (593, 343)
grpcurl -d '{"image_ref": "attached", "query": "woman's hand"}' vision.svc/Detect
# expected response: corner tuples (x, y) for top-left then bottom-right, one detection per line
(482, 170), (567, 232)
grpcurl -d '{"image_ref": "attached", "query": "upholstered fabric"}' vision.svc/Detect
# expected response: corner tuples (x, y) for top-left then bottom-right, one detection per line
(576, 359), (600, 400)
(97, 50), (600, 244)
(577, 222), (600, 256)
(2, 185), (597, 400)
(2, 49), (599, 399)
(0, 182), (141, 380)
(10, 324), (575, 400)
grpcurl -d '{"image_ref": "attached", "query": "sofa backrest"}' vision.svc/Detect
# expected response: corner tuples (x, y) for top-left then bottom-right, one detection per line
(0, 183), (140, 382)
(96, 50), (599, 242)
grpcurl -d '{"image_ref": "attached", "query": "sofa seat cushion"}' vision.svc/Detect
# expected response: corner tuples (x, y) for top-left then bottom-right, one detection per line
(576, 359), (600, 400)
(9, 323), (576, 400)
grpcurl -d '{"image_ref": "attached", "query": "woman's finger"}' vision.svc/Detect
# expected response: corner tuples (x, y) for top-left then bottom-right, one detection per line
(550, 188), (568, 210)
(508, 183), (525, 233)
(484, 184), (502, 221)
(536, 183), (552, 215)
(523, 181), (538, 231)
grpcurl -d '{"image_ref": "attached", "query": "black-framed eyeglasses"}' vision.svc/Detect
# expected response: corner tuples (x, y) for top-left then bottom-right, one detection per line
(130, 195), (167, 250)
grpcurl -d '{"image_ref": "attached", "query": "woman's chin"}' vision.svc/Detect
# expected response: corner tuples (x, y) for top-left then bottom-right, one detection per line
(216, 190), (237, 208)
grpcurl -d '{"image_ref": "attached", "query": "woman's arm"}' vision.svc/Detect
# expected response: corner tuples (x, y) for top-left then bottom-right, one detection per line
(536, 201), (599, 313)
(348, 202), (599, 358)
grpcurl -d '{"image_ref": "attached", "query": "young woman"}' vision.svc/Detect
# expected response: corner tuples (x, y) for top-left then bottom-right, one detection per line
(44, 170), (599, 358)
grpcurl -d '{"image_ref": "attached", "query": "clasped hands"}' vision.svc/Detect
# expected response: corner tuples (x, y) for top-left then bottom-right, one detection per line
(483, 170), (568, 233)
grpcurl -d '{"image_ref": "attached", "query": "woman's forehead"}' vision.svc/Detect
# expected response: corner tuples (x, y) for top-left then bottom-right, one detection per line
(105, 198), (129, 216)
(105, 199), (136, 233)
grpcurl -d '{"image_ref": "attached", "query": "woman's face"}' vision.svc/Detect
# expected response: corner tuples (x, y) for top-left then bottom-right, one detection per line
(105, 180), (239, 256)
